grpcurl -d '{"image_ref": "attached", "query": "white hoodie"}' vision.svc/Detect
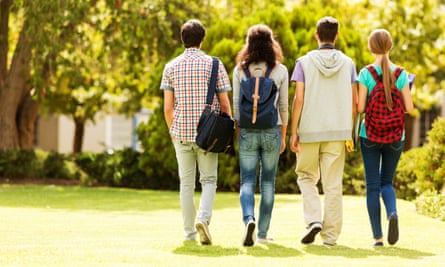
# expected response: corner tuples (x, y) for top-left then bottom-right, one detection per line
(298, 49), (355, 142)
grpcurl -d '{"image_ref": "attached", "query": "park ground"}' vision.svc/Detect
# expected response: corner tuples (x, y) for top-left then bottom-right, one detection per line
(0, 184), (444, 267)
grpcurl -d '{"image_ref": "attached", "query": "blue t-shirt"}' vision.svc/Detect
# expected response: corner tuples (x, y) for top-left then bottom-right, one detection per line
(358, 65), (409, 139)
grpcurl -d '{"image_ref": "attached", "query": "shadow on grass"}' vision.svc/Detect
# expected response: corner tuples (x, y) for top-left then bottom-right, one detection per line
(173, 241), (240, 257)
(303, 244), (435, 259)
(242, 242), (303, 257)
(174, 242), (435, 260)
(173, 241), (302, 257)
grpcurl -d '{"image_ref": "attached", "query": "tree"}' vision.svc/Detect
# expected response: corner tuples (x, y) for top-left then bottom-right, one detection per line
(0, 0), (211, 152)
(0, 0), (96, 150)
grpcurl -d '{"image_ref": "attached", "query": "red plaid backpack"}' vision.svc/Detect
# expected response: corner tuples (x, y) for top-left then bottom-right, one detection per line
(365, 65), (405, 143)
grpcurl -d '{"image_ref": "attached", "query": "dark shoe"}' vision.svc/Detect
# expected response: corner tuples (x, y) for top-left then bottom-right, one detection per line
(388, 214), (399, 245)
(196, 221), (212, 245)
(242, 220), (255, 247)
(301, 222), (322, 244)
(373, 241), (384, 247)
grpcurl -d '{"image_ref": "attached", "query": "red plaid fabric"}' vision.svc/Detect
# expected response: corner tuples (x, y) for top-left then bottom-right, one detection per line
(365, 66), (405, 143)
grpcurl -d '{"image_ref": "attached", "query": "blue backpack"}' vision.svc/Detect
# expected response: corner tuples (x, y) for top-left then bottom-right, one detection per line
(238, 66), (278, 129)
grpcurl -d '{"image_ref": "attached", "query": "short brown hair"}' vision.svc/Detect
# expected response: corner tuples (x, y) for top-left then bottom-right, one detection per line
(181, 19), (206, 48)
(316, 16), (339, 42)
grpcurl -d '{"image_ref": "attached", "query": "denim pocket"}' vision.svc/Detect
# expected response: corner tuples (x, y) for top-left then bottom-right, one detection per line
(239, 130), (254, 151)
(389, 141), (404, 151)
(263, 130), (281, 151)
(361, 138), (378, 149)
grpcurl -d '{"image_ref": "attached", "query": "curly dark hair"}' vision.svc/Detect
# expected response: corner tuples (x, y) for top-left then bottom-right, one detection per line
(236, 24), (283, 69)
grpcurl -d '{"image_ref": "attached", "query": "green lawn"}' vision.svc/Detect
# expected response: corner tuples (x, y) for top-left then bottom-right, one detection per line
(1, 184), (444, 267)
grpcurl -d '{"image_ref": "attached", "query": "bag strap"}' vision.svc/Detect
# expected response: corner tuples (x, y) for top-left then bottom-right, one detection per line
(265, 66), (273, 78)
(242, 65), (251, 78)
(205, 57), (219, 106)
(367, 65), (381, 83)
(367, 65), (403, 85)
(252, 76), (260, 124)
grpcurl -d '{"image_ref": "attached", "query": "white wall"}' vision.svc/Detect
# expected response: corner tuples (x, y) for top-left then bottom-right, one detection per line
(36, 112), (150, 153)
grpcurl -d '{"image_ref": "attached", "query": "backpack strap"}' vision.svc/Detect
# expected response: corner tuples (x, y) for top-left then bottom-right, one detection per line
(393, 67), (403, 80)
(367, 65), (404, 84)
(265, 65), (275, 78)
(367, 65), (381, 82)
(242, 65), (251, 78)
(205, 57), (219, 106)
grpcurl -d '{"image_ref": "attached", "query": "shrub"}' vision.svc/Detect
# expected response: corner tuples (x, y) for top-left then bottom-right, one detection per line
(413, 117), (445, 196)
(0, 149), (82, 182)
(0, 149), (44, 179)
(42, 151), (79, 180)
(395, 147), (422, 200)
(104, 148), (148, 188)
(396, 117), (445, 199)
(137, 106), (179, 190)
(74, 152), (110, 185)
(343, 150), (365, 195)
(415, 190), (445, 221)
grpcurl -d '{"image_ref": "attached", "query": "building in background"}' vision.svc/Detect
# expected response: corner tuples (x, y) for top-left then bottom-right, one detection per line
(36, 110), (151, 153)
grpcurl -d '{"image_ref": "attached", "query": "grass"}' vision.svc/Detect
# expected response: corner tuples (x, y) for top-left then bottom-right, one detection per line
(0, 184), (444, 267)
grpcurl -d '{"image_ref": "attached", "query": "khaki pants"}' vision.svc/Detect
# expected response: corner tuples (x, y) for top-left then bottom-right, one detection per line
(295, 141), (345, 244)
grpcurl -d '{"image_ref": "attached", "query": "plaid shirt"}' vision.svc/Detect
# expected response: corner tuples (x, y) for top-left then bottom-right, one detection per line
(160, 48), (231, 141)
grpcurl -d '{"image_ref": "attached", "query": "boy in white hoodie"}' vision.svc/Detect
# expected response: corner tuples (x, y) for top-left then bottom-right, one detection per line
(289, 16), (357, 246)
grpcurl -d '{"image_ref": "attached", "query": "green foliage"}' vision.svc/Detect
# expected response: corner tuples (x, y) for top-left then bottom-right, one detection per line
(0, 149), (43, 179)
(276, 150), (300, 194)
(343, 151), (366, 195)
(74, 148), (150, 188)
(0, 149), (80, 181)
(396, 117), (445, 199)
(217, 151), (240, 192)
(367, 0), (445, 110)
(415, 190), (445, 221)
(74, 152), (109, 185)
(137, 106), (179, 190)
(414, 117), (445, 194)
(42, 152), (80, 180)
(394, 147), (422, 200)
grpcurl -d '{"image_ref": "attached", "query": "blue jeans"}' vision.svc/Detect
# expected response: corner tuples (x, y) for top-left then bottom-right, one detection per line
(239, 127), (281, 239)
(360, 137), (404, 239)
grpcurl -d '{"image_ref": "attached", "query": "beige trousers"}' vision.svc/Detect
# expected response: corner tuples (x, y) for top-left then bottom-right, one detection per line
(295, 141), (345, 244)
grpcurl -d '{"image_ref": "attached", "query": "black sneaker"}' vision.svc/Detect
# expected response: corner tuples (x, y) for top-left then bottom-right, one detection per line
(301, 222), (322, 244)
(242, 220), (255, 247)
(388, 214), (399, 245)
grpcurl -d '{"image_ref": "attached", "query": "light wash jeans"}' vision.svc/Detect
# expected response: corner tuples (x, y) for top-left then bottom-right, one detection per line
(360, 138), (403, 239)
(239, 127), (281, 239)
(173, 139), (218, 241)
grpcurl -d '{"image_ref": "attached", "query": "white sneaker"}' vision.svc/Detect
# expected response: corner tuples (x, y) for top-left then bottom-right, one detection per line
(257, 237), (274, 244)
(242, 220), (256, 247)
(301, 222), (322, 244)
(195, 221), (212, 245)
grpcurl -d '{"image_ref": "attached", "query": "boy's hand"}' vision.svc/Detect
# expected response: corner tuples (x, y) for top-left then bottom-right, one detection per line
(345, 140), (354, 152)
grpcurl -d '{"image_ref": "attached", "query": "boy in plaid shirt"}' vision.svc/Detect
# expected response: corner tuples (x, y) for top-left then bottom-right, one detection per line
(161, 19), (231, 245)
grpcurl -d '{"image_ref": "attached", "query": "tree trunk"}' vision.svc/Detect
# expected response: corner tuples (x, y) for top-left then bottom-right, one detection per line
(0, 26), (31, 150)
(73, 118), (85, 154)
(17, 94), (40, 148)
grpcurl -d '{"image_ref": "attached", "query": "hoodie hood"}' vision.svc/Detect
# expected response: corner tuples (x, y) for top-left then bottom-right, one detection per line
(307, 49), (347, 78)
